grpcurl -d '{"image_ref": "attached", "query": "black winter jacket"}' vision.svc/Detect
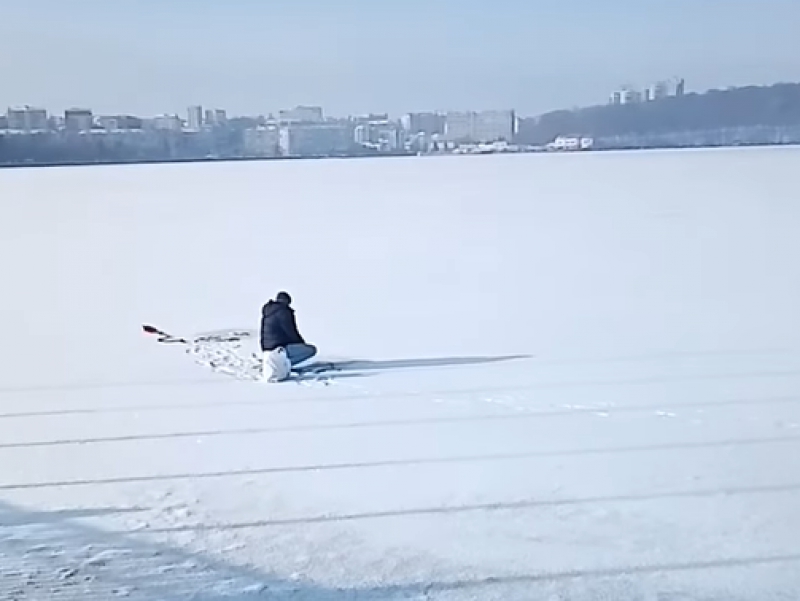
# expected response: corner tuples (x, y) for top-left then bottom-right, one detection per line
(260, 301), (305, 351)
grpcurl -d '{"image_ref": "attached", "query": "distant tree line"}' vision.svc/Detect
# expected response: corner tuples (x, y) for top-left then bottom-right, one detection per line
(0, 132), (181, 165)
(516, 83), (800, 146)
(0, 127), (252, 166)
(0, 118), (396, 166)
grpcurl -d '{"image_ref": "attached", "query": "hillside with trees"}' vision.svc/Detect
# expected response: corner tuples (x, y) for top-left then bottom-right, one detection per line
(517, 83), (800, 148)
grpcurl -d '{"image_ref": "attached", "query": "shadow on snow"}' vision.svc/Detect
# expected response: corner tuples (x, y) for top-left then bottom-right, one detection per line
(2, 498), (796, 600)
(0, 499), (423, 600)
(330, 354), (532, 373)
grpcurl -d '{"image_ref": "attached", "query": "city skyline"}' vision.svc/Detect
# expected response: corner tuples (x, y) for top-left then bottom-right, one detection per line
(3, 80), (800, 166)
(2, 0), (799, 117)
(2, 75), (687, 125)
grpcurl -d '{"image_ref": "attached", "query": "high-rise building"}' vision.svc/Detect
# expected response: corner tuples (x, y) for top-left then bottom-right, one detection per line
(279, 106), (324, 123)
(444, 112), (475, 142)
(445, 110), (515, 143)
(27, 108), (48, 131)
(244, 126), (281, 157)
(613, 79), (684, 104)
(609, 88), (641, 105)
(152, 114), (183, 131)
(65, 108), (94, 132)
(645, 81), (670, 102)
(279, 123), (352, 156)
(6, 108), (25, 130)
(6, 106), (49, 131)
(203, 109), (228, 127)
(187, 105), (203, 130)
(402, 112), (445, 136)
(473, 110), (515, 142)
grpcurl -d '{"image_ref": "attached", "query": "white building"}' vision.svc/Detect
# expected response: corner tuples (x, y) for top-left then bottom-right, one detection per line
(354, 119), (402, 151)
(112, 116), (143, 130)
(96, 115), (143, 132)
(609, 88), (642, 105)
(64, 108), (94, 132)
(474, 110), (515, 142)
(279, 123), (352, 156)
(444, 112), (474, 142)
(548, 136), (594, 151)
(244, 126), (280, 157)
(445, 110), (515, 143)
(401, 112), (445, 136)
(613, 78), (685, 104)
(6, 106), (48, 131)
(187, 105), (203, 130)
(644, 81), (670, 102)
(7, 107), (28, 130)
(97, 116), (120, 131)
(380, 126), (400, 151)
(354, 124), (370, 145)
(279, 106), (324, 123)
(203, 109), (227, 127)
(405, 131), (433, 153)
(152, 114), (183, 131)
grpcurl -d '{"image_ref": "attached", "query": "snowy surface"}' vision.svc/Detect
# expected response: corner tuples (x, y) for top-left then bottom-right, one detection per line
(2, 147), (800, 600)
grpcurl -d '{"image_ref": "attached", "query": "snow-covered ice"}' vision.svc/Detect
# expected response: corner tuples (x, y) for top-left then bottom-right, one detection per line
(1, 147), (800, 599)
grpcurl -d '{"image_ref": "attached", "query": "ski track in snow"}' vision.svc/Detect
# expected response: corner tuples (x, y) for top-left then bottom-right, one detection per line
(3, 149), (800, 599)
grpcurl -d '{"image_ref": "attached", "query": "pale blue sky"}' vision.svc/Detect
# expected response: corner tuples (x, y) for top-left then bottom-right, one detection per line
(2, 0), (798, 117)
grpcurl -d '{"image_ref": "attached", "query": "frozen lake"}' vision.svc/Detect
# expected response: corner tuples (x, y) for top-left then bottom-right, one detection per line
(1, 147), (800, 599)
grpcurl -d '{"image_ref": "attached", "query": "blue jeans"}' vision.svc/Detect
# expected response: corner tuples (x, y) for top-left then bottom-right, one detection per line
(285, 343), (317, 367)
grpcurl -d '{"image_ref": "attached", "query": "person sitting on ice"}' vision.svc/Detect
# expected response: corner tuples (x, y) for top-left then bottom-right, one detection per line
(260, 291), (317, 381)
